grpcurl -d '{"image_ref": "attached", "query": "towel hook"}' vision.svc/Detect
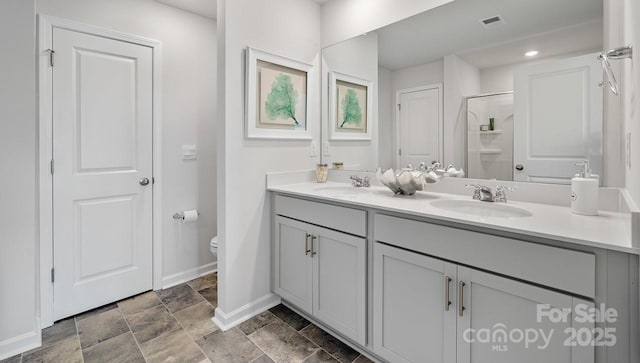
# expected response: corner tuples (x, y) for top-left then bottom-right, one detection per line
(598, 45), (632, 96)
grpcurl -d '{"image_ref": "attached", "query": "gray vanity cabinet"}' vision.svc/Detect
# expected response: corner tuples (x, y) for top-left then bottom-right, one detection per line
(374, 242), (595, 363)
(456, 266), (594, 363)
(274, 215), (367, 345)
(373, 242), (458, 363)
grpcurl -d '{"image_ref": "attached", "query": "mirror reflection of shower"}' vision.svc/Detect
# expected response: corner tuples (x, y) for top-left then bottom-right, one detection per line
(466, 92), (514, 181)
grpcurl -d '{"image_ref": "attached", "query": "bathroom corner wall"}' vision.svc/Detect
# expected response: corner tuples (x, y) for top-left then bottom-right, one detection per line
(0, 0), (40, 358)
(444, 54), (481, 169)
(36, 0), (219, 286)
(216, 0), (322, 327)
(622, 0), (640, 208)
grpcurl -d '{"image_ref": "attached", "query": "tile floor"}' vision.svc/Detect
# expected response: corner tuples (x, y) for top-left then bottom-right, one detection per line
(1, 273), (373, 363)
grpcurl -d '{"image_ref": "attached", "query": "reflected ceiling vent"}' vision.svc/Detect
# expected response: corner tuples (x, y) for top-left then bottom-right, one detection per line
(480, 15), (506, 29)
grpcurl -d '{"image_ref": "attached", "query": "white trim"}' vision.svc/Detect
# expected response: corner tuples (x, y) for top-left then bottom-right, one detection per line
(0, 329), (41, 361)
(212, 293), (281, 331)
(37, 15), (163, 328)
(394, 84), (444, 169)
(245, 47), (313, 140)
(161, 262), (218, 289)
(328, 71), (373, 141)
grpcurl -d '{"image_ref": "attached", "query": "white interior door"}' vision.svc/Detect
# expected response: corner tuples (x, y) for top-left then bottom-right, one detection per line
(397, 85), (443, 168)
(52, 27), (153, 320)
(513, 53), (603, 184)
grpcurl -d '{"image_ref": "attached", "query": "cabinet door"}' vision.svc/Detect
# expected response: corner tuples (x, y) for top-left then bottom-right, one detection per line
(457, 266), (594, 363)
(274, 216), (313, 314)
(311, 225), (367, 346)
(373, 242), (457, 363)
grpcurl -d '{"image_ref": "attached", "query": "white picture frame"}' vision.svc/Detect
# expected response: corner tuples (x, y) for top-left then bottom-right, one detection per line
(328, 71), (372, 141)
(245, 47), (313, 140)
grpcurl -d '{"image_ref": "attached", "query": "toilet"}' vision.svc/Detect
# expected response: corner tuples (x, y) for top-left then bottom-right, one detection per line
(210, 236), (218, 259)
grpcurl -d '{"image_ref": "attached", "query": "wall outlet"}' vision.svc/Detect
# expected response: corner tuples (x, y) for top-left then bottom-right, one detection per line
(323, 142), (331, 156)
(309, 142), (318, 157)
(626, 132), (631, 168)
(182, 145), (197, 160)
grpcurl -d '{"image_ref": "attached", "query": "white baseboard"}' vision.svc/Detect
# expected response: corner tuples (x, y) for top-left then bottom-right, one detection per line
(0, 328), (41, 360)
(212, 293), (281, 331)
(161, 261), (217, 289)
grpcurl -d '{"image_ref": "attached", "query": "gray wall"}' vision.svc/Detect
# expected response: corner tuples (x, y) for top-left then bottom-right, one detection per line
(0, 0), (39, 356)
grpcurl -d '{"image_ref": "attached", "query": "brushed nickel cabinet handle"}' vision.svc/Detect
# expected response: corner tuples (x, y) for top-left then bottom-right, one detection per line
(444, 276), (452, 311)
(310, 235), (317, 257)
(305, 233), (311, 256)
(459, 281), (466, 317)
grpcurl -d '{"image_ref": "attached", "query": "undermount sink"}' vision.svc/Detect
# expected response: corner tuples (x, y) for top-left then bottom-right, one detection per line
(431, 199), (533, 218)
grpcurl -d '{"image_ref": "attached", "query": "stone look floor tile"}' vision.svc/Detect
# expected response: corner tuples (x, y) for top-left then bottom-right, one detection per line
(196, 328), (263, 363)
(119, 291), (162, 316)
(82, 332), (145, 363)
(22, 337), (82, 363)
(140, 327), (206, 363)
(302, 349), (339, 363)
(75, 303), (118, 321)
(126, 304), (180, 345)
(248, 321), (319, 363)
(41, 317), (77, 347)
(300, 325), (360, 363)
(187, 273), (217, 291)
(157, 284), (205, 313)
(197, 287), (218, 308)
(77, 308), (130, 349)
(0, 355), (21, 363)
(238, 311), (278, 335)
(269, 305), (311, 331)
(251, 354), (275, 363)
(352, 355), (374, 363)
(173, 301), (218, 338)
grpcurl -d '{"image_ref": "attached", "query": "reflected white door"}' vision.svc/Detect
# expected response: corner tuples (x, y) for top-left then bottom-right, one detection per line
(397, 85), (443, 168)
(52, 28), (153, 319)
(513, 53), (602, 184)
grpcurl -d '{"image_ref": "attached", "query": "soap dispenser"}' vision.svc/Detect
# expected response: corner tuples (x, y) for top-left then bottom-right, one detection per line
(570, 160), (599, 216)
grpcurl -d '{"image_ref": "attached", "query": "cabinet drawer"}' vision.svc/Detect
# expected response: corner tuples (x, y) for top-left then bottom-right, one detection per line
(275, 195), (366, 237)
(374, 214), (595, 298)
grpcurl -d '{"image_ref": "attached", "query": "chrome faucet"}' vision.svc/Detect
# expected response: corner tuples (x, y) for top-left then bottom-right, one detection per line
(466, 184), (514, 203)
(350, 175), (370, 187)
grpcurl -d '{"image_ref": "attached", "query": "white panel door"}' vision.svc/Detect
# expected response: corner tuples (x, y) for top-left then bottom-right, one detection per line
(52, 28), (153, 319)
(312, 225), (366, 345)
(456, 267), (594, 363)
(373, 243), (457, 363)
(398, 86), (442, 168)
(513, 53), (602, 184)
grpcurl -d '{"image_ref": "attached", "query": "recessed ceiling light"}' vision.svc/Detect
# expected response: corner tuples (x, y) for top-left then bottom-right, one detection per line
(525, 50), (539, 57)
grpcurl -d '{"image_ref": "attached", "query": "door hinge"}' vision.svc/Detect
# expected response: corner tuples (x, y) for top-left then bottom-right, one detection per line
(51, 268), (55, 283)
(398, 148), (402, 156)
(50, 160), (54, 175)
(398, 104), (401, 111)
(45, 49), (55, 67)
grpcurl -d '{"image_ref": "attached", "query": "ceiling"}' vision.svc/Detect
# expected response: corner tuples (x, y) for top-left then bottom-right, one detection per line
(154, 0), (217, 19)
(376, 0), (603, 70)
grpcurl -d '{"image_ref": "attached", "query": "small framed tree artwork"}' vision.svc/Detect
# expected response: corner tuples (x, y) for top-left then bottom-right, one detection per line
(328, 72), (372, 141)
(245, 47), (313, 139)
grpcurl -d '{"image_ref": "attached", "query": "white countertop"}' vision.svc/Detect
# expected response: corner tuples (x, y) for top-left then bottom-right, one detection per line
(268, 181), (638, 254)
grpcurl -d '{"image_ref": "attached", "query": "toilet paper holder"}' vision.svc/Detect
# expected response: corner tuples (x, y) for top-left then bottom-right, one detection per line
(172, 210), (200, 220)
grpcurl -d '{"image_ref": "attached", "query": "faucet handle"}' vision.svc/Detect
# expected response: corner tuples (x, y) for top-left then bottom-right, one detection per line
(494, 185), (515, 202)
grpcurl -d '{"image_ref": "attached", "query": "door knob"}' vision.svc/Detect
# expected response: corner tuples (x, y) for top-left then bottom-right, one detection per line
(515, 164), (524, 171)
(139, 177), (150, 186)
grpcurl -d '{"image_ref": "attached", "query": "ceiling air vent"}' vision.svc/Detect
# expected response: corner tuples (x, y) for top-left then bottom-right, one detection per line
(480, 15), (506, 29)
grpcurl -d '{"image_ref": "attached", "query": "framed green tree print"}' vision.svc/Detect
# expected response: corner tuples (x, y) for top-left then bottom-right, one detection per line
(246, 47), (313, 139)
(329, 72), (372, 140)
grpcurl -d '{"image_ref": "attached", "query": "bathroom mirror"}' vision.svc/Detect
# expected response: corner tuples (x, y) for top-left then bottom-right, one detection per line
(321, 0), (620, 185)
